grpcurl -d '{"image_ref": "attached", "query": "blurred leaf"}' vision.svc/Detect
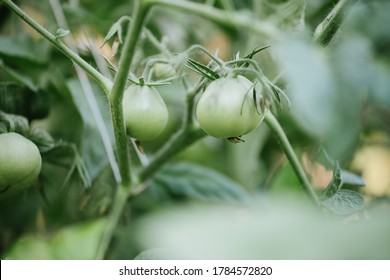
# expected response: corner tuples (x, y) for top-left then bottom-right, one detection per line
(0, 61), (38, 91)
(29, 127), (56, 153)
(274, 37), (337, 139)
(321, 162), (341, 199)
(137, 196), (389, 259)
(321, 189), (364, 215)
(340, 169), (365, 187)
(50, 218), (106, 259)
(274, 36), (363, 157)
(66, 79), (112, 181)
(260, 0), (306, 30)
(0, 36), (50, 65)
(5, 236), (53, 260)
(149, 162), (250, 204)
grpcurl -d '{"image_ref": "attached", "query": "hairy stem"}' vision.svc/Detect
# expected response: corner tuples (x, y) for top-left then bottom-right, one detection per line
(1, 0), (112, 93)
(313, 0), (356, 46)
(109, 0), (148, 186)
(264, 112), (319, 205)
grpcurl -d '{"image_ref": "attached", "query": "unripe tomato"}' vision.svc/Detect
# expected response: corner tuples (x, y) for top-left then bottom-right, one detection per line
(122, 85), (169, 141)
(0, 132), (42, 195)
(196, 75), (264, 138)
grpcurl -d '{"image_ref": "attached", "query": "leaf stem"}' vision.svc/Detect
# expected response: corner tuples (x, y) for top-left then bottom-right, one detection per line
(264, 112), (320, 205)
(1, 0), (112, 93)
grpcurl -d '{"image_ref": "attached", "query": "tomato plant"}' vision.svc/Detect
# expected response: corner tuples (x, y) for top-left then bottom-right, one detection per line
(1, 0), (390, 261)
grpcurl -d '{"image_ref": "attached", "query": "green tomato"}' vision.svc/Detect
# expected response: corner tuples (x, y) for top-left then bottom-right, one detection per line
(196, 75), (264, 138)
(123, 85), (169, 141)
(0, 132), (42, 195)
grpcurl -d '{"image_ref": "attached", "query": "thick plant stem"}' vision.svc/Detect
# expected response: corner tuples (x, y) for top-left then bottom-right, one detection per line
(95, 184), (130, 260)
(1, 0), (112, 93)
(109, 0), (148, 186)
(264, 112), (320, 205)
(142, 0), (279, 38)
(95, 1), (149, 259)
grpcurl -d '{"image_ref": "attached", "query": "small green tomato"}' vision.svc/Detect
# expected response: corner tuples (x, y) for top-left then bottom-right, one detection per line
(196, 75), (264, 139)
(0, 132), (42, 195)
(122, 85), (169, 141)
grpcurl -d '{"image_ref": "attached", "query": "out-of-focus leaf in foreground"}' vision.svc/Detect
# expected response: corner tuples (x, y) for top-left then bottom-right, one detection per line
(136, 197), (390, 259)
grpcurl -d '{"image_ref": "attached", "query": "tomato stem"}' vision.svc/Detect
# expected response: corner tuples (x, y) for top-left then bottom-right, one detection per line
(264, 112), (320, 206)
(109, 0), (148, 187)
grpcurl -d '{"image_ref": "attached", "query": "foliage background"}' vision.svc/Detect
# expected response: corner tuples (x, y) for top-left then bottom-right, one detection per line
(1, 0), (390, 259)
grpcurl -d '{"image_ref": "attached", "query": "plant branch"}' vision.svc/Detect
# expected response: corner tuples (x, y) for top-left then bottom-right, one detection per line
(142, 0), (280, 38)
(95, 183), (130, 260)
(108, 0), (148, 186)
(264, 112), (320, 205)
(137, 94), (206, 183)
(1, 0), (112, 93)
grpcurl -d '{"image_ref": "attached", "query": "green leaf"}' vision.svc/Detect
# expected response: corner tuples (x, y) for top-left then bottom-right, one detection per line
(66, 79), (112, 181)
(101, 16), (130, 47)
(0, 61), (38, 91)
(260, 0), (306, 31)
(186, 58), (220, 81)
(321, 189), (364, 215)
(55, 28), (70, 39)
(340, 169), (365, 187)
(149, 162), (250, 204)
(244, 45), (271, 60)
(0, 110), (29, 135)
(321, 162), (342, 199)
